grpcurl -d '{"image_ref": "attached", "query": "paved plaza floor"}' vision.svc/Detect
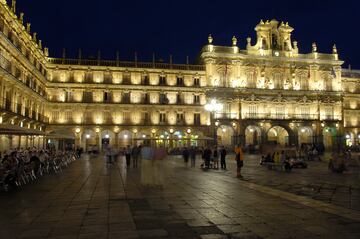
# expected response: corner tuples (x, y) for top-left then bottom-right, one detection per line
(1, 154), (360, 239)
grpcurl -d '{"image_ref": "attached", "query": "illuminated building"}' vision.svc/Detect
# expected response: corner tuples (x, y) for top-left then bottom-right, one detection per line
(0, 2), (358, 150)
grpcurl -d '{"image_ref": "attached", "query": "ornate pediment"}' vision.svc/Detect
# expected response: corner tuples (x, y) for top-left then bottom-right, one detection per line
(273, 93), (287, 102)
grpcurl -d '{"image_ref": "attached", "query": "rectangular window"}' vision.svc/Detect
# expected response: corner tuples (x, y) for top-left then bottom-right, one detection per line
(160, 93), (168, 104)
(66, 91), (72, 102)
(142, 75), (149, 85)
(176, 113), (184, 124)
(176, 94), (182, 104)
(194, 113), (201, 125)
(104, 92), (109, 102)
(248, 105), (258, 118)
(123, 74), (131, 84)
(194, 95), (200, 104)
(142, 112), (149, 123)
(143, 93), (149, 104)
(159, 113), (166, 123)
(194, 78), (200, 86)
(83, 91), (93, 103)
(176, 76), (184, 86)
(122, 92), (130, 103)
(159, 76), (167, 85)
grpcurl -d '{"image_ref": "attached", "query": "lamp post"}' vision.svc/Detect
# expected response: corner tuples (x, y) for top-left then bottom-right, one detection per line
(205, 99), (223, 146)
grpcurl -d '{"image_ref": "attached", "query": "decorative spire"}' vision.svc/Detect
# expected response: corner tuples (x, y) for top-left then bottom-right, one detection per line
(332, 44), (338, 54)
(38, 40), (42, 49)
(32, 32), (37, 42)
(19, 12), (24, 24)
(44, 47), (49, 57)
(232, 36), (237, 46)
(293, 41), (298, 49)
(116, 50), (120, 66)
(312, 42), (317, 53)
(260, 19), (264, 24)
(208, 34), (213, 44)
(246, 37), (251, 48)
(11, 0), (16, 13)
(26, 23), (31, 33)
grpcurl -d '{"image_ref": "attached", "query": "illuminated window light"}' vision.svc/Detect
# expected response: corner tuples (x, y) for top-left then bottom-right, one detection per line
(105, 134), (110, 139)
(124, 134), (128, 139)
(86, 134), (90, 139)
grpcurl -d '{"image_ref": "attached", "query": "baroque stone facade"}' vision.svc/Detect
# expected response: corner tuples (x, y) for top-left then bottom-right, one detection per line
(0, 2), (359, 151)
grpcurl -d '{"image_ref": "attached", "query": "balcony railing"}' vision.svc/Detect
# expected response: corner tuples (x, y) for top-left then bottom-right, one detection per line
(242, 113), (320, 120)
(214, 113), (239, 120)
(0, 53), (46, 98)
(0, 98), (49, 123)
(48, 57), (205, 71)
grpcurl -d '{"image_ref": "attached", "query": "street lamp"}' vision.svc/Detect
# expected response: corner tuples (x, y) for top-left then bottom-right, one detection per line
(204, 99), (223, 146)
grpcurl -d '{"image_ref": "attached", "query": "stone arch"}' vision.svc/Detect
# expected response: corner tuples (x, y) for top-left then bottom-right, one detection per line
(82, 129), (97, 151)
(217, 125), (234, 146)
(323, 127), (336, 150)
(267, 126), (289, 147)
(298, 126), (313, 145)
(101, 130), (115, 148)
(118, 130), (132, 147)
(245, 125), (262, 146)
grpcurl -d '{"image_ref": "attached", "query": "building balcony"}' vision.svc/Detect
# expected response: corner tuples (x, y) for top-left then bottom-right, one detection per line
(214, 113), (239, 120)
(241, 113), (339, 121)
(0, 98), (49, 123)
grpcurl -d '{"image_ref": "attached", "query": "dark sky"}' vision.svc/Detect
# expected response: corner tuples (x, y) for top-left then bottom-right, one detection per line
(14, 0), (358, 68)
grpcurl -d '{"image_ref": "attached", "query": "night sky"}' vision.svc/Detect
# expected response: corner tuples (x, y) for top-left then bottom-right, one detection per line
(14, 0), (359, 68)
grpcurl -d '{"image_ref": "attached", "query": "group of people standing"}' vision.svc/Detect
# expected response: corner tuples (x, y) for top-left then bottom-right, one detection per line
(181, 146), (228, 170)
(182, 145), (245, 178)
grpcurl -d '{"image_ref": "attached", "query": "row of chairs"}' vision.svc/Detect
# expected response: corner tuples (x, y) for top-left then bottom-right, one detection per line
(0, 152), (78, 192)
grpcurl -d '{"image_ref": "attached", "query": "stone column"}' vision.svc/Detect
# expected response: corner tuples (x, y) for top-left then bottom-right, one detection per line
(9, 135), (13, 150)
(75, 133), (81, 148)
(25, 136), (28, 149)
(96, 132), (101, 151)
(114, 133), (119, 149)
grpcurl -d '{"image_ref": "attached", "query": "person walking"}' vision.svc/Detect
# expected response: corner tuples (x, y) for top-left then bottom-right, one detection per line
(220, 146), (227, 170)
(234, 144), (244, 178)
(182, 147), (190, 165)
(125, 145), (132, 168)
(190, 146), (196, 168)
(132, 145), (141, 168)
(203, 147), (212, 169)
(213, 146), (219, 169)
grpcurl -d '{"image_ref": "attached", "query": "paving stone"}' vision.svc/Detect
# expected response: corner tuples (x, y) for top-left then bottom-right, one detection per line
(0, 154), (359, 239)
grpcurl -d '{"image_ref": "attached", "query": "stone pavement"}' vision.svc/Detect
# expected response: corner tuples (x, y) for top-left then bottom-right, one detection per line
(225, 154), (360, 211)
(0, 154), (360, 239)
